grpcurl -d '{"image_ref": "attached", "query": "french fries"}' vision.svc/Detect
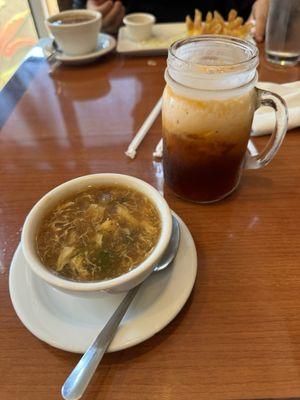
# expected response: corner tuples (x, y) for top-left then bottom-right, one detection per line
(186, 9), (253, 38)
(228, 9), (237, 22)
(194, 9), (203, 33)
(185, 15), (194, 34)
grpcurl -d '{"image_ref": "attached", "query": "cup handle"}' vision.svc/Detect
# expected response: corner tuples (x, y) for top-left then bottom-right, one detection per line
(245, 88), (288, 170)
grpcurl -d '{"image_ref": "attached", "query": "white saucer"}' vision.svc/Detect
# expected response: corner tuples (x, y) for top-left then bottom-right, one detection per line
(117, 22), (255, 55)
(9, 214), (197, 353)
(44, 33), (116, 65)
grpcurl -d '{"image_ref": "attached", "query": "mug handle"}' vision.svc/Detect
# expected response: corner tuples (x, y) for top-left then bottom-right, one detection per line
(245, 88), (288, 170)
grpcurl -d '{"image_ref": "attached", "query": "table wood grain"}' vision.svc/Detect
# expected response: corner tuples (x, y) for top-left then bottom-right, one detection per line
(0, 43), (300, 400)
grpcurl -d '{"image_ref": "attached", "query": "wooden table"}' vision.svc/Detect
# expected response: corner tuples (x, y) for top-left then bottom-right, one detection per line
(0, 43), (300, 400)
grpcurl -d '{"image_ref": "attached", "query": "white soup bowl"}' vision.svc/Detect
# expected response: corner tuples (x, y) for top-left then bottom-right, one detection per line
(21, 174), (172, 297)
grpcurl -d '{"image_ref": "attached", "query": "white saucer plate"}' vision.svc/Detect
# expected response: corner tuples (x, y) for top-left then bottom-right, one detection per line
(44, 33), (116, 65)
(117, 23), (186, 55)
(9, 213), (197, 353)
(117, 22), (255, 55)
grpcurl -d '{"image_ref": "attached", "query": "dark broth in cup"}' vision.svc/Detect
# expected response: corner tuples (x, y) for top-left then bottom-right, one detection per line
(52, 15), (96, 25)
(36, 185), (161, 282)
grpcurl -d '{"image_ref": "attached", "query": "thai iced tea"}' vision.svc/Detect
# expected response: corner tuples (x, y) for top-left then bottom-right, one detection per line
(162, 85), (257, 202)
(162, 35), (261, 203)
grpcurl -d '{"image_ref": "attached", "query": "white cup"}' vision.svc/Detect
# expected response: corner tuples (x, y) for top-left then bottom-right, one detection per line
(123, 13), (155, 41)
(46, 9), (102, 56)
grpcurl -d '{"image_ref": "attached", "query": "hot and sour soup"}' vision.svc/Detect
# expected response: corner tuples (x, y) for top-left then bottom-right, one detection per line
(36, 184), (161, 282)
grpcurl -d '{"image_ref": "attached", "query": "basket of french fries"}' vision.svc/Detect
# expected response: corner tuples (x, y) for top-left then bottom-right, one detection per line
(186, 9), (253, 38)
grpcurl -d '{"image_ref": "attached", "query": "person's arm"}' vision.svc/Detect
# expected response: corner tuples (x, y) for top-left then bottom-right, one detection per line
(248, 0), (270, 42)
(87, 0), (125, 33)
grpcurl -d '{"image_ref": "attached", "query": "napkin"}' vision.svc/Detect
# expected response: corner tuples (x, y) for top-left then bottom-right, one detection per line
(252, 81), (300, 136)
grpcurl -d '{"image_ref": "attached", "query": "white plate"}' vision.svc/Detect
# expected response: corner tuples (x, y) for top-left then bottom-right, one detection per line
(9, 213), (197, 353)
(116, 22), (255, 55)
(44, 33), (116, 65)
(117, 22), (187, 55)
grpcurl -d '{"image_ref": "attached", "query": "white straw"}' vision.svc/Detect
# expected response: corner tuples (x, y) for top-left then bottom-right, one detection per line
(125, 97), (163, 159)
(247, 139), (259, 156)
(153, 138), (163, 158)
(153, 136), (258, 160)
(154, 138), (259, 159)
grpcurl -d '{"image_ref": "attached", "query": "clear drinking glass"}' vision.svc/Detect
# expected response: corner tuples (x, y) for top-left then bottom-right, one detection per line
(265, 0), (300, 66)
(162, 36), (288, 203)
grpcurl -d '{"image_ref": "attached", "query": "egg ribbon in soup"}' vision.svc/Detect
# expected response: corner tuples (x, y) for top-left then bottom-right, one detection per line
(36, 185), (161, 281)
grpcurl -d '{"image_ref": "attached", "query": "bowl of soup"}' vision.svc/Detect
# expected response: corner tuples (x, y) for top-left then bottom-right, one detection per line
(21, 174), (172, 295)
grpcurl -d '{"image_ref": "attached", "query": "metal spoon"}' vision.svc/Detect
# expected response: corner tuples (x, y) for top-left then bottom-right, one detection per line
(46, 39), (63, 74)
(61, 214), (180, 400)
(47, 39), (61, 62)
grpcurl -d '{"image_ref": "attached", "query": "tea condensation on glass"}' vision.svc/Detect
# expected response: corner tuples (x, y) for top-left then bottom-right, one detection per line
(162, 36), (288, 203)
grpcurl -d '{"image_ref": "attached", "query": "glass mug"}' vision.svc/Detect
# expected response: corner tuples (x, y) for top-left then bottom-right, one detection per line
(162, 36), (288, 203)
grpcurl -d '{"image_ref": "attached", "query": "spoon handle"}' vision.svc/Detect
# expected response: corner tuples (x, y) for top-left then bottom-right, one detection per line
(61, 284), (140, 400)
